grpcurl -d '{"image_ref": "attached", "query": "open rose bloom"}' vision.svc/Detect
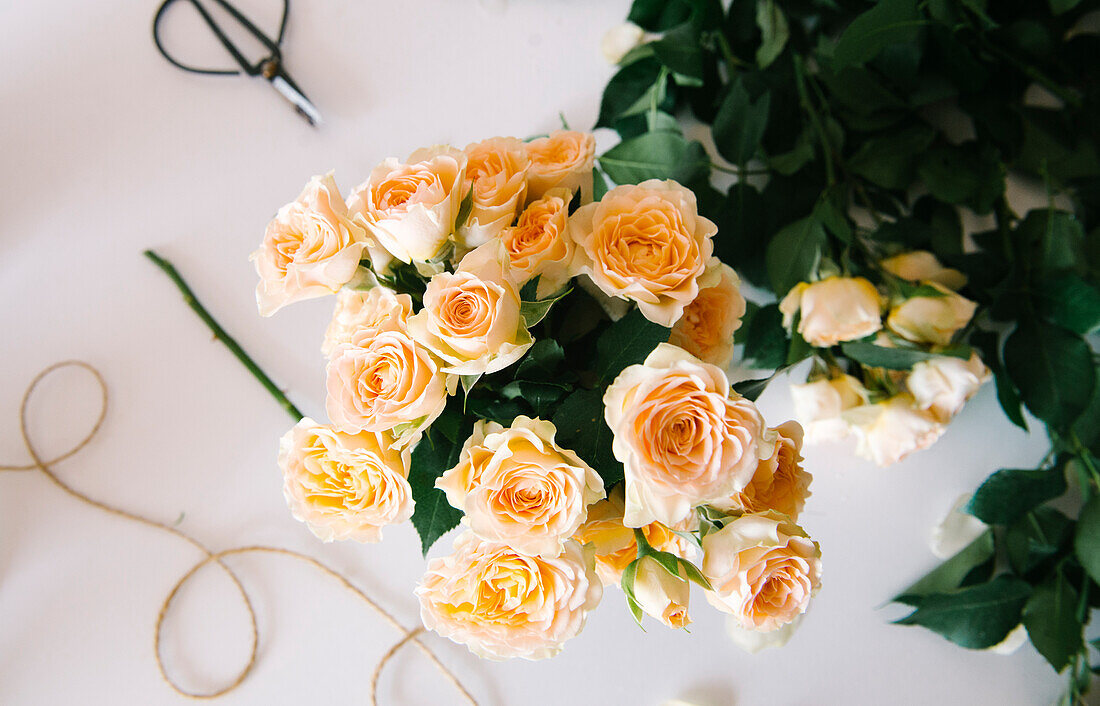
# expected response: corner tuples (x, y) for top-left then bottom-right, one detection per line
(254, 134), (822, 661)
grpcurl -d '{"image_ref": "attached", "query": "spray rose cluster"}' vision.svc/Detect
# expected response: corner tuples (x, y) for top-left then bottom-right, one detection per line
(253, 130), (821, 659)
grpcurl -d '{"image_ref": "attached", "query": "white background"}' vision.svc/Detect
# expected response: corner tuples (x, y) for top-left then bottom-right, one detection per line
(0, 1), (1072, 704)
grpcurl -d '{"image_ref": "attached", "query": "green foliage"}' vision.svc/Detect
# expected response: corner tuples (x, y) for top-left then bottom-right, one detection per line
(1004, 317), (1096, 430)
(765, 216), (826, 295)
(895, 575), (1032, 649)
(712, 78), (771, 165)
(1023, 570), (1083, 672)
(599, 131), (710, 184)
(966, 466), (1067, 525)
(409, 401), (472, 555)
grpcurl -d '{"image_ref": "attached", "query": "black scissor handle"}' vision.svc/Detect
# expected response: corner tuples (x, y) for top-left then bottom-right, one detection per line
(152, 0), (290, 77)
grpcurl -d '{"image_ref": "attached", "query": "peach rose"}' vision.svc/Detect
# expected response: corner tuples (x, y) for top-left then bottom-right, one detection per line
(436, 416), (604, 557)
(715, 421), (811, 521)
(887, 283), (977, 346)
(278, 419), (412, 543)
(668, 259), (746, 368)
(524, 130), (595, 201)
(880, 251), (967, 291)
(325, 330), (448, 446)
(347, 146), (467, 266)
(569, 180), (716, 327)
(604, 343), (770, 528)
(573, 485), (696, 586)
(779, 276), (883, 348)
(457, 137), (530, 249)
(631, 556), (691, 629)
(789, 374), (869, 443)
(251, 173), (367, 316)
(906, 352), (990, 422)
(416, 532), (602, 660)
(702, 511), (822, 632)
(500, 187), (575, 299)
(321, 286), (413, 357)
(844, 393), (946, 466)
(406, 241), (533, 375)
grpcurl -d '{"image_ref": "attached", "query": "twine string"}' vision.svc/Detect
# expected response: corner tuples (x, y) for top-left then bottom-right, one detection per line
(1, 361), (477, 705)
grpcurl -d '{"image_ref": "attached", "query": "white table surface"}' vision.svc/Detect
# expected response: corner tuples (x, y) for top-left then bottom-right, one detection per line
(0, 1), (1071, 704)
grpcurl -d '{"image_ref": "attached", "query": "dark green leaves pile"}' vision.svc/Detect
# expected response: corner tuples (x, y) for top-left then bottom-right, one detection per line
(596, 0), (1100, 699)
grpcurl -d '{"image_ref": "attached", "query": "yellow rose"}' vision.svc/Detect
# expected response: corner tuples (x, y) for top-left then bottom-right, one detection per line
(573, 485), (696, 586)
(789, 374), (869, 443)
(604, 343), (770, 528)
(416, 532), (602, 660)
(779, 276), (883, 348)
(843, 393), (946, 466)
(321, 286), (413, 357)
(569, 180), (716, 327)
(406, 241), (533, 375)
(632, 556), (691, 629)
(715, 421), (811, 521)
(457, 136), (530, 249)
(278, 419), (412, 543)
(436, 416), (605, 557)
(880, 250), (967, 291)
(668, 259), (746, 368)
(524, 130), (595, 201)
(887, 283), (977, 346)
(906, 352), (990, 422)
(324, 330), (449, 446)
(500, 187), (575, 299)
(347, 145), (467, 266)
(251, 173), (367, 316)
(702, 511), (822, 632)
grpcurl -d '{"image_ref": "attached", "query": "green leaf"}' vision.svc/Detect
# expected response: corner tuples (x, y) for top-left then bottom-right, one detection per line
(620, 559), (645, 627)
(596, 58), (668, 129)
(593, 167), (610, 201)
(765, 216), (827, 295)
(847, 125), (936, 190)
(833, 0), (921, 69)
(916, 143), (1005, 215)
(1076, 496), (1100, 585)
(516, 339), (565, 381)
(742, 303), (786, 369)
(1034, 275), (1100, 334)
(520, 286), (572, 327)
(894, 575), (1032, 649)
(628, 0), (692, 31)
(501, 380), (571, 417)
(972, 331), (1027, 431)
(599, 131), (710, 185)
(595, 308), (671, 385)
(652, 22), (704, 81)
(712, 79), (771, 166)
(813, 189), (853, 244)
(967, 467), (1067, 525)
(894, 531), (995, 605)
(1006, 507), (1073, 576)
(409, 404), (473, 554)
(552, 388), (624, 488)
(754, 0), (789, 68)
(454, 187), (475, 231)
(1050, 0), (1083, 14)
(1023, 570), (1083, 672)
(1013, 210), (1088, 277)
(733, 376), (773, 402)
(840, 341), (953, 371)
(1004, 317), (1096, 430)
(464, 396), (527, 427)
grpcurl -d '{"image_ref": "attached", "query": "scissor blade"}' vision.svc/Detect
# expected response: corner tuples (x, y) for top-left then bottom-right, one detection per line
(270, 75), (323, 127)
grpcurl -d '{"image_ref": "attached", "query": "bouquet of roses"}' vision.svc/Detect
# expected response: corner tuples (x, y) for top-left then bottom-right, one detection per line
(250, 130), (821, 660)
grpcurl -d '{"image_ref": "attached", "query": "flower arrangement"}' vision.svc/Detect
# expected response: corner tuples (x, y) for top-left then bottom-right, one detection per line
(252, 131), (822, 659)
(593, 0), (1100, 701)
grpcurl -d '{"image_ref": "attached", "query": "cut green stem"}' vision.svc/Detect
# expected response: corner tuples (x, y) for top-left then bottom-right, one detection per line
(144, 249), (305, 422)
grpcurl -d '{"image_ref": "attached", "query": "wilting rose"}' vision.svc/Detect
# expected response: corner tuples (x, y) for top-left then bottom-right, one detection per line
(601, 22), (646, 64)
(702, 511), (821, 632)
(668, 259), (746, 369)
(500, 188), (574, 299)
(631, 556), (691, 629)
(458, 136), (530, 249)
(604, 343), (770, 528)
(416, 532), (602, 660)
(524, 130), (595, 201)
(347, 145), (467, 266)
(844, 393), (946, 466)
(715, 421), (811, 521)
(252, 173), (367, 316)
(789, 375), (869, 444)
(779, 276), (883, 348)
(907, 352), (990, 422)
(278, 419), (412, 543)
(726, 613), (803, 653)
(406, 241), (533, 375)
(436, 416), (604, 558)
(325, 330), (448, 446)
(572, 485), (696, 586)
(569, 180), (715, 327)
(886, 283), (977, 346)
(321, 286), (413, 357)
(880, 251), (967, 291)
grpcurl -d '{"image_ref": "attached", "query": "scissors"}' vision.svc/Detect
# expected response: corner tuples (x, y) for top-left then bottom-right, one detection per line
(152, 0), (322, 127)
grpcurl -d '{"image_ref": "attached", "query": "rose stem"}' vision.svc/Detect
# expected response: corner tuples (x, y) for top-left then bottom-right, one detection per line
(143, 249), (305, 421)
